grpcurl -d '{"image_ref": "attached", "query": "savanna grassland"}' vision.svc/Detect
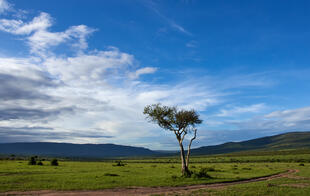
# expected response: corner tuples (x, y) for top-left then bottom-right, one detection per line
(0, 150), (310, 195)
(170, 163), (310, 196)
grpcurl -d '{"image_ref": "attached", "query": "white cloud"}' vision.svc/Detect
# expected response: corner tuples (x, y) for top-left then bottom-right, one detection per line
(44, 48), (134, 83)
(0, 12), (94, 56)
(144, 0), (192, 36)
(229, 106), (310, 133)
(265, 107), (310, 121)
(0, 0), (10, 14)
(217, 103), (267, 117)
(0, 12), (52, 35)
(128, 67), (157, 79)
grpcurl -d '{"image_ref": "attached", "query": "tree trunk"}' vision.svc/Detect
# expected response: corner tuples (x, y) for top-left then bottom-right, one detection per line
(186, 129), (197, 168)
(179, 142), (191, 177)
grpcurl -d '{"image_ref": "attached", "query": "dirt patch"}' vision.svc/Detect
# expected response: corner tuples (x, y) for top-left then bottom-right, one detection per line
(0, 169), (299, 196)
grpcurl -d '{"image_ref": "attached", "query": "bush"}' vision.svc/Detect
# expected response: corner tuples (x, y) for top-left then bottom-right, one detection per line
(37, 161), (43, 166)
(299, 163), (305, 166)
(104, 173), (119, 176)
(28, 156), (36, 165)
(113, 161), (125, 166)
(193, 168), (212, 179)
(51, 159), (59, 166)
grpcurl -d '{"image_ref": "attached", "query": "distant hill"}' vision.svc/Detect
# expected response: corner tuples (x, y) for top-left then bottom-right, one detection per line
(0, 142), (158, 158)
(1, 132), (310, 158)
(191, 131), (310, 155)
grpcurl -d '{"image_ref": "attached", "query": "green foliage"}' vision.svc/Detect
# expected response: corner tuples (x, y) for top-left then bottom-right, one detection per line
(113, 161), (125, 166)
(28, 156), (36, 165)
(51, 159), (59, 166)
(143, 103), (202, 132)
(144, 103), (203, 176)
(37, 161), (43, 166)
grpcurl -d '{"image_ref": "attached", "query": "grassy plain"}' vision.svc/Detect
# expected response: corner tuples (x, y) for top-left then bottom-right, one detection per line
(171, 164), (310, 196)
(0, 151), (309, 194)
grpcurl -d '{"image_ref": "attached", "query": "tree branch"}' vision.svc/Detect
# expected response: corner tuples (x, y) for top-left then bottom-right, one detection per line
(186, 128), (197, 167)
(181, 131), (187, 143)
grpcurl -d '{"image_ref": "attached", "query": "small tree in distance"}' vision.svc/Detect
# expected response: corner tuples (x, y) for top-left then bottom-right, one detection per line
(51, 158), (59, 166)
(144, 103), (202, 176)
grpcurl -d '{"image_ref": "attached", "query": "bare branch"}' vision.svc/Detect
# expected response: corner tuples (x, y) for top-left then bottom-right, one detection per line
(180, 128), (187, 143)
(186, 128), (197, 167)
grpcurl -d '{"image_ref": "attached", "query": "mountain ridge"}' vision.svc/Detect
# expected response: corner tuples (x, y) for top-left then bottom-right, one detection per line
(0, 142), (158, 158)
(191, 131), (310, 155)
(1, 131), (310, 158)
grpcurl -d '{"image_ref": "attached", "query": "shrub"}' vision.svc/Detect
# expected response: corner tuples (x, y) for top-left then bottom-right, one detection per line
(28, 156), (36, 165)
(113, 161), (125, 166)
(183, 170), (193, 178)
(299, 163), (305, 166)
(51, 159), (59, 166)
(37, 161), (43, 166)
(193, 168), (212, 179)
(104, 173), (119, 176)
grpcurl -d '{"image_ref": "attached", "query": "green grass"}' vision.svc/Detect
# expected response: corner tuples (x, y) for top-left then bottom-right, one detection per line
(0, 154), (310, 193)
(159, 163), (310, 196)
(0, 161), (285, 192)
(124, 153), (310, 163)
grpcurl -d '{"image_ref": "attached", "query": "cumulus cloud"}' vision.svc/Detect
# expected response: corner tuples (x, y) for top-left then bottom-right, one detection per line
(0, 12), (52, 34)
(44, 49), (134, 83)
(0, 9), (218, 147)
(0, 0), (10, 14)
(0, 12), (94, 55)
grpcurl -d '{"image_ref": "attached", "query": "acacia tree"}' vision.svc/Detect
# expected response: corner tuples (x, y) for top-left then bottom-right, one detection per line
(143, 103), (202, 176)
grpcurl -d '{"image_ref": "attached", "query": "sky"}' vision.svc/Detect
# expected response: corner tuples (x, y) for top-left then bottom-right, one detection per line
(0, 0), (310, 150)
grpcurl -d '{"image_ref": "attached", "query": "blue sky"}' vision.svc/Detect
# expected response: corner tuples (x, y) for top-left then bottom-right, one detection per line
(0, 0), (310, 150)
